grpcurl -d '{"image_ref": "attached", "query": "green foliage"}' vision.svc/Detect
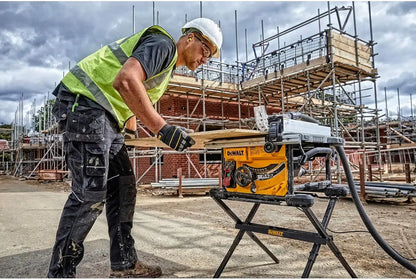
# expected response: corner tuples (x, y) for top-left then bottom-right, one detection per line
(0, 124), (12, 141)
(342, 115), (357, 125)
(1, 152), (11, 162)
(32, 99), (55, 132)
(0, 124), (11, 163)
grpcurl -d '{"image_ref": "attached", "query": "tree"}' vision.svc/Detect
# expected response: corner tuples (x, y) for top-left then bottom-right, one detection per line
(0, 124), (12, 141)
(32, 99), (55, 132)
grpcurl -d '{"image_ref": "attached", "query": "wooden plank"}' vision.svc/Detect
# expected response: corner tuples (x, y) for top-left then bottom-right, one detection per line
(333, 42), (371, 60)
(38, 169), (64, 181)
(387, 143), (416, 149)
(205, 137), (266, 149)
(125, 129), (266, 149)
(241, 57), (327, 90)
(334, 63), (376, 77)
(333, 56), (373, 74)
(332, 32), (370, 53)
(332, 48), (371, 67)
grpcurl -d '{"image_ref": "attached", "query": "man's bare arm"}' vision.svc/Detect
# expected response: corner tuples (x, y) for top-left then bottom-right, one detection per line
(113, 57), (166, 134)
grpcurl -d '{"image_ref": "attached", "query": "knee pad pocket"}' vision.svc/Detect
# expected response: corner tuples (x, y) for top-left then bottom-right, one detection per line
(85, 144), (106, 177)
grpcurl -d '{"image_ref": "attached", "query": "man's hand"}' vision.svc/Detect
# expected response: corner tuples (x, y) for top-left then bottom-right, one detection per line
(124, 128), (138, 140)
(157, 124), (195, 151)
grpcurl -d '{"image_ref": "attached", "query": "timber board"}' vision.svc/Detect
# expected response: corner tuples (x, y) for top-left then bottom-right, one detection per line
(125, 129), (266, 149)
(331, 32), (371, 53)
(333, 52), (372, 70)
(241, 57), (327, 90)
(205, 137), (266, 149)
(387, 143), (416, 149)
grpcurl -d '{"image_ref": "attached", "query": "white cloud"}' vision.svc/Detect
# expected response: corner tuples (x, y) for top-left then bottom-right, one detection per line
(0, 1), (415, 124)
(0, 66), (62, 93)
(0, 100), (21, 125)
(2, 30), (25, 47)
(0, 65), (63, 125)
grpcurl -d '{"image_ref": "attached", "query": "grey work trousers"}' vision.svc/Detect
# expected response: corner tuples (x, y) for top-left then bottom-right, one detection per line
(48, 97), (138, 277)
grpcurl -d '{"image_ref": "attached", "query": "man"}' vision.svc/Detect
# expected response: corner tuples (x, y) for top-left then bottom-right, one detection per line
(48, 18), (222, 278)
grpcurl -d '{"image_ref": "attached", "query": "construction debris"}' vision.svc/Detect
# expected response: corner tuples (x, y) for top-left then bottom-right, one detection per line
(353, 181), (416, 199)
(151, 178), (219, 189)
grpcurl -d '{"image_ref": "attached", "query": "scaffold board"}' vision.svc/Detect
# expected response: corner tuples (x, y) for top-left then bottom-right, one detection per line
(125, 129), (266, 149)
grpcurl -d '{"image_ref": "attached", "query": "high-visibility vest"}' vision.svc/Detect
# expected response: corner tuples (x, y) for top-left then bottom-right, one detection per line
(62, 25), (177, 128)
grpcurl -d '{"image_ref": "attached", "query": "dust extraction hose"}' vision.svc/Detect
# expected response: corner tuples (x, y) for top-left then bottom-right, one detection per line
(336, 145), (416, 273)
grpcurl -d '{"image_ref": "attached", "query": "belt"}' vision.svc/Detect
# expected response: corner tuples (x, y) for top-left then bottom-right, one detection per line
(57, 90), (104, 111)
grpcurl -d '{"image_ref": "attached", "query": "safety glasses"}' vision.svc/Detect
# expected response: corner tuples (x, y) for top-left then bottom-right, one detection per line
(194, 34), (212, 59)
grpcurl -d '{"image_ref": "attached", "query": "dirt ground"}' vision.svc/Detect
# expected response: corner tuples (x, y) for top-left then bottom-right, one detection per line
(0, 174), (415, 278)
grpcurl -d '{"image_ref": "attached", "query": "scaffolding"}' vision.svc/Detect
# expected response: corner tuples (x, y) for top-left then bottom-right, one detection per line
(6, 95), (67, 180)
(131, 3), (383, 185)
(6, 2), (416, 186)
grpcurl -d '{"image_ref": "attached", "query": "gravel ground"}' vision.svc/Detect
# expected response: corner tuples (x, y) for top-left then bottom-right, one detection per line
(0, 174), (415, 278)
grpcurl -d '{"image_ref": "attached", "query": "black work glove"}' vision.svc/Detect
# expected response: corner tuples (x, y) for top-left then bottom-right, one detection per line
(157, 124), (195, 151)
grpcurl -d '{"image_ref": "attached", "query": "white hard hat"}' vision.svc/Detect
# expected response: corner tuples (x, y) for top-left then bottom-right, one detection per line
(182, 18), (223, 58)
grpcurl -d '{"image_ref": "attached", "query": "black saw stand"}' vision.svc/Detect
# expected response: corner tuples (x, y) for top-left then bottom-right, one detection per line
(210, 188), (357, 278)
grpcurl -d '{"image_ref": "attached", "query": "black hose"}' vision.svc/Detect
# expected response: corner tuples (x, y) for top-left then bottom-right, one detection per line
(305, 147), (333, 159)
(336, 145), (416, 273)
(295, 147), (333, 165)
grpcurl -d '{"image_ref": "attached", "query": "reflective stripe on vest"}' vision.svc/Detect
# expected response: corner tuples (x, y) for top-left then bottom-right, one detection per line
(62, 25), (177, 128)
(108, 40), (129, 65)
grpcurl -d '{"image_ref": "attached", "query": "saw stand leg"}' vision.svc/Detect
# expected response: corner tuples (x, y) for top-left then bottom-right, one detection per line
(210, 191), (356, 278)
(301, 197), (356, 278)
(212, 198), (280, 278)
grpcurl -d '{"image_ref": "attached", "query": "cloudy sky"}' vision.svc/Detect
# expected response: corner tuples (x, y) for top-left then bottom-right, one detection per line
(0, 1), (415, 125)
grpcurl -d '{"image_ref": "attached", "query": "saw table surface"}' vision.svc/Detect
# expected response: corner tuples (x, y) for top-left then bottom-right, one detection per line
(125, 129), (266, 149)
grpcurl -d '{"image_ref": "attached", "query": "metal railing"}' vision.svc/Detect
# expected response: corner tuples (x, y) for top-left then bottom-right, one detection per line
(241, 31), (328, 83)
(174, 60), (241, 84)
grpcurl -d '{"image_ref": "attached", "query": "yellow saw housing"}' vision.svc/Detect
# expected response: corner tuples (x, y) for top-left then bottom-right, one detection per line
(223, 145), (288, 196)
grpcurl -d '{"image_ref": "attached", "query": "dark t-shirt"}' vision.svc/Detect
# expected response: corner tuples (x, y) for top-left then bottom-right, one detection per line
(53, 32), (176, 100)
(132, 33), (176, 79)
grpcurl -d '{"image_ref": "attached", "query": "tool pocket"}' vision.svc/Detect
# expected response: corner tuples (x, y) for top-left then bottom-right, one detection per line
(82, 143), (107, 201)
(85, 143), (106, 177)
(64, 105), (105, 142)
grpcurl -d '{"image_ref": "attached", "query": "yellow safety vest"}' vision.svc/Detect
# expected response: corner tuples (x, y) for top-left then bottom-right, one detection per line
(62, 25), (177, 128)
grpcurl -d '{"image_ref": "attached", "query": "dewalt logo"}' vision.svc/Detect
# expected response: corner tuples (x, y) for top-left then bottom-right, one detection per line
(268, 229), (283, 237)
(226, 150), (245, 156)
